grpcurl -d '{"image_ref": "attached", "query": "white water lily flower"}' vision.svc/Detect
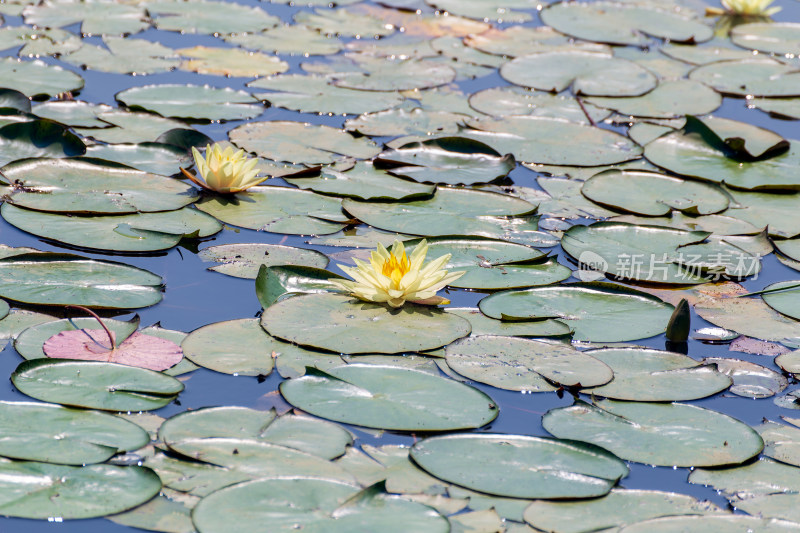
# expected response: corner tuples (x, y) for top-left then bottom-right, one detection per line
(181, 143), (266, 194)
(708, 0), (780, 16)
(331, 239), (465, 308)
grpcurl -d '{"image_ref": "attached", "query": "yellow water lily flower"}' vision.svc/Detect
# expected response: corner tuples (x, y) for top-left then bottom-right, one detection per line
(331, 239), (465, 308)
(181, 143), (267, 194)
(707, 0), (780, 16)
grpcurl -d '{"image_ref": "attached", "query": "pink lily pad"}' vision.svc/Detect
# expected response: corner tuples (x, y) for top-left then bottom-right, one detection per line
(43, 328), (183, 371)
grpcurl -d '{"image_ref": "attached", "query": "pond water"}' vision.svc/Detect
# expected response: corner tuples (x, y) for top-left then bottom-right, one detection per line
(1, 0), (800, 531)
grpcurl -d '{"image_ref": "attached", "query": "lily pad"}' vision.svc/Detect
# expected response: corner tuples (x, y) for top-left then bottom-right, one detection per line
(83, 142), (191, 176)
(375, 137), (515, 186)
(689, 58), (800, 98)
(725, 188), (800, 238)
(256, 265), (345, 309)
(295, 7), (396, 38)
(523, 489), (721, 533)
(464, 115), (642, 166)
(196, 186), (348, 235)
(0, 119), (85, 167)
(581, 170), (729, 216)
(15, 316), (140, 360)
(224, 25), (343, 56)
(261, 293), (471, 354)
(762, 281), (800, 321)
(479, 282), (674, 342)
(446, 308), (572, 338)
(1, 157), (196, 214)
(540, 2), (713, 46)
(147, 0), (280, 35)
(0, 401), (149, 465)
(0, 462), (161, 519)
(731, 22), (800, 55)
(468, 86), (610, 124)
(444, 335), (613, 392)
(753, 98), (800, 121)
(582, 348), (731, 401)
(2, 204), (222, 252)
(229, 121), (379, 165)
(286, 161), (435, 201)
(410, 434), (628, 499)
(249, 74), (403, 115)
(62, 37), (179, 75)
(75, 110), (191, 144)
(584, 80), (721, 119)
(177, 46), (288, 77)
(198, 243), (329, 279)
(501, 51), (658, 97)
(0, 58), (84, 98)
(11, 359), (184, 411)
(192, 478), (449, 533)
(22, 2), (148, 36)
(619, 516), (800, 532)
(280, 364), (497, 431)
(117, 85), (263, 121)
(0, 252), (162, 308)
(345, 106), (465, 138)
(543, 400), (763, 467)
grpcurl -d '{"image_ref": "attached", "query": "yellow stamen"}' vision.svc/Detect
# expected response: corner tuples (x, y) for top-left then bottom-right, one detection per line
(382, 250), (410, 287)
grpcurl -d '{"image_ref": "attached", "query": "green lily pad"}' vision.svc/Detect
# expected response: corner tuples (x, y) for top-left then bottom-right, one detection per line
(224, 24), (343, 56)
(0, 401), (149, 465)
(543, 400), (763, 467)
(689, 58), (800, 97)
(762, 281), (800, 321)
(345, 106), (465, 138)
(445, 308), (572, 338)
(256, 265), (345, 309)
(2, 204), (221, 252)
(2, 157), (196, 213)
(445, 335), (613, 392)
(724, 188), (800, 238)
(523, 489), (721, 533)
(759, 419), (800, 467)
(561, 222), (710, 284)
(468, 87), (610, 124)
(21, 2), (148, 36)
(501, 51), (658, 97)
(479, 282), (674, 342)
(0, 252), (162, 308)
(286, 161), (435, 201)
(464, 25), (611, 57)
(0, 119), (85, 166)
(147, 0), (280, 34)
(581, 170), (729, 216)
(0, 88), (30, 112)
(192, 478), (448, 533)
(62, 38), (179, 75)
(295, 7), (396, 38)
(410, 434), (628, 499)
(0, 462), (161, 519)
(249, 74), (403, 115)
(731, 22), (800, 55)
(644, 128), (800, 190)
(176, 45), (288, 77)
(0, 309), (56, 351)
(706, 358), (787, 398)
(426, 0), (535, 22)
(106, 489), (195, 533)
(0, 58), (84, 98)
(375, 137), (515, 186)
(12, 359), (184, 411)
(464, 115), (642, 165)
(280, 364), (497, 431)
(327, 58), (456, 92)
(693, 116), (789, 159)
(198, 243), (329, 279)
(228, 121), (380, 165)
(196, 186), (348, 235)
(160, 406), (352, 460)
(540, 2), (712, 45)
(753, 98), (800, 120)
(117, 85), (263, 121)
(582, 348), (731, 401)
(660, 43), (755, 65)
(342, 187), (557, 247)
(585, 80), (721, 119)
(262, 293), (471, 354)
(689, 457), (800, 497)
(83, 142), (191, 176)
(75, 110), (191, 144)
(619, 515), (800, 532)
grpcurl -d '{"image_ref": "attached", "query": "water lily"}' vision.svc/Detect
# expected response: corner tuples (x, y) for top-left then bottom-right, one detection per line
(331, 239), (465, 308)
(181, 143), (266, 194)
(707, 0), (780, 16)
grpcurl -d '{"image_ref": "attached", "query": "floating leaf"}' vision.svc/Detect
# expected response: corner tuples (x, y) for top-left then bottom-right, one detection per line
(689, 58), (800, 98)
(117, 85), (263, 121)
(445, 335), (613, 392)
(0, 462), (161, 519)
(445, 308), (572, 338)
(480, 283), (674, 342)
(22, 2), (149, 36)
(731, 22), (800, 55)
(15, 316), (140, 360)
(0, 119), (85, 167)
(62, 37), (179, 75)
(11, 359), (184, 411)
(0, 253), (162, 308)
(761, 281), (800, 321)
(177, 46), (288, 77)
(584, 80), (721, 119)
(198, 243), (329, 279)
(83, 142), (191, 176)
(196, 186), (348, 235)
(0, 58), (84, 98)
(345, 106), (465, 138)
(543, 400), (763, 467)
(224, 24), (343, 56)
(280, 364), (497, 431)
(256, 265), (345, 309)
(468, 87), (610, 124)
(582, 348), (730, 401)
(410, 434), (628, 499)
(501, 51), (658, 97)
(705, 358), (788, 399)
(261, 293), (471, 354)
(618, 515), (800, 533)
(75, 110), (191, 144)
(148, 0), (280, 34)
(295, 7), (396, 37)
(540, 2), (712, 45)
(229, 121), (379, 165)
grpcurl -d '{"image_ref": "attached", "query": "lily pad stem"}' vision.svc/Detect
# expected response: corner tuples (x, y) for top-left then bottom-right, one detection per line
(66, 305), (115, 350)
